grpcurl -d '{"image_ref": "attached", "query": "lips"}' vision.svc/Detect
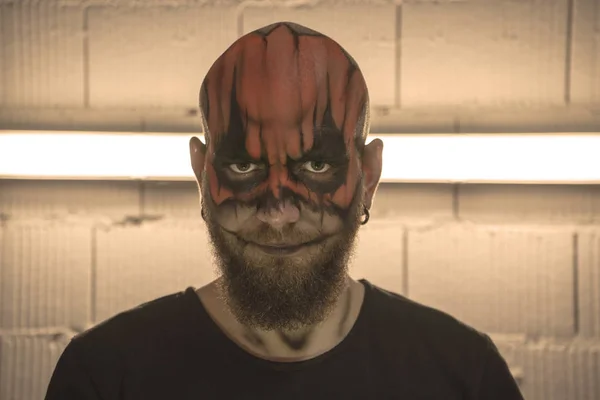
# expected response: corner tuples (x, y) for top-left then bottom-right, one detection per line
(253, 243), (306, 255)
(249, 236), (326, 256)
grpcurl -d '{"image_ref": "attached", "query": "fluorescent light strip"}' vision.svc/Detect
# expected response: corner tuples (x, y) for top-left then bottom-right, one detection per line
(0, 130), (599, 183)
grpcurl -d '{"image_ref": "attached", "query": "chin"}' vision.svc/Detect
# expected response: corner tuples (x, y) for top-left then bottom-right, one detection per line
(207, 220), (359, 330)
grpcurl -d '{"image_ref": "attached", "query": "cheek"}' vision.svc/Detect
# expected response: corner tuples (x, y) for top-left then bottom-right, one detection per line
(328, 155), (360, 209)
(212, 202), (256, 232)
(207, 163), (234, 205)
(204, 192), (256, 233)
(296, 206), (345, 235)
(319, 213), (345, 235)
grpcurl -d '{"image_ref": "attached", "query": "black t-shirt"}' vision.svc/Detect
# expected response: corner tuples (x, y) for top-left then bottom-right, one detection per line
(45, 280), (524, 400)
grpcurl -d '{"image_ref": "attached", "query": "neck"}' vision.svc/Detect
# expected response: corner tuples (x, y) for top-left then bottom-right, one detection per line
(196, 276), (365, 362)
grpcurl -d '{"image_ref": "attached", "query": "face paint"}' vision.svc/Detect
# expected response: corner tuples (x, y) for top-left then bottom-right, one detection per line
(198, 22), (370, 330)
(202, 184), (363, 331)
(200, 22), (370, 217)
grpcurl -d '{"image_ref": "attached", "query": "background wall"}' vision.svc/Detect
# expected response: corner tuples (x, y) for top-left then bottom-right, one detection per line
(1, 0), (600, 399)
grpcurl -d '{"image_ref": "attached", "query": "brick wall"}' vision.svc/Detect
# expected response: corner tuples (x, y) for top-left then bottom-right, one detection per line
(1, 0), (600, 399)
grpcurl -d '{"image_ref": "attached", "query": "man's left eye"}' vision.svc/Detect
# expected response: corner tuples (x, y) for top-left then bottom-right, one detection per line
(302, 161), (331, 173)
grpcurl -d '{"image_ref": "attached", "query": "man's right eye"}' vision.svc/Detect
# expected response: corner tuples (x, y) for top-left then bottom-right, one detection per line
(228, 163), (259, 174)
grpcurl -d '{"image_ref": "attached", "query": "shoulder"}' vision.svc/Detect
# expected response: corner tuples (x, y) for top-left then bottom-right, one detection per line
(362, 281), (522, 398)
(47, 288), (202, 398)
(67, 287), (201, 360)
(362, 280), (493, 360)
(366, 281), (486, 335)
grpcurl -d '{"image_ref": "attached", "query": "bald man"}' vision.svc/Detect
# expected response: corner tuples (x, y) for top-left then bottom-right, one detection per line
(45, 22), (524, 400)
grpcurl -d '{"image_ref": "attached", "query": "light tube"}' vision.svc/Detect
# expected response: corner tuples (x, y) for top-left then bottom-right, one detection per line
(0, 130), (599, 184)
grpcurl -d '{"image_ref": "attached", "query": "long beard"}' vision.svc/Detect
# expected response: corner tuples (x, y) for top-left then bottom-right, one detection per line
(202, 189), (363, 331)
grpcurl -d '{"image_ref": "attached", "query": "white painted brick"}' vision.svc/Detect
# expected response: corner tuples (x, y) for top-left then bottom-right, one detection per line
(88, 5), (238, 108)
(401, 1), (568, 107)
(350, 220), (405, 295)
(94, 221), (213, 323)
(0, 180), (140, 220)
(0, 2), (84, 107)
(524, 340), (600, 400)
(0, 107), (203, 132)
(571, 0), (600, 105)
(459, 185), (600, 225)
(372, 106), (600, 134)
(0, 333), (70, 400)
(456, 106), (600, 134)
(242, 4), (398, 106)
(372, 183), (454, 225)
(578, 230), (600, 338)
(143, 181), (201, 220)
(0, 221), (92, 330)
(571, 340), (600, 400)
(524, 341), (571, 400)
(408, 225), (574, 336)
(491, 336), (600, 400)
(369, 107), (457, 134)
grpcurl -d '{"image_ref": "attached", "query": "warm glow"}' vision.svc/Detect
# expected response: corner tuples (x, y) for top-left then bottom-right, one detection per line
(0, 130), (599, 183)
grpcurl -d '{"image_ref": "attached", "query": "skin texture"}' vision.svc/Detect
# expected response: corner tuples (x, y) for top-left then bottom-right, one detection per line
(190, 22), (383, 357)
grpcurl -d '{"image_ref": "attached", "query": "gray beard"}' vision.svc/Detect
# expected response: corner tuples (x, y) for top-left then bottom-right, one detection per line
(203, 198), (362, 331)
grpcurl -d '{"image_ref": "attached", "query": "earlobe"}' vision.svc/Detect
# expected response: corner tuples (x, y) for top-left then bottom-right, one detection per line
(189, 136), (207, 184)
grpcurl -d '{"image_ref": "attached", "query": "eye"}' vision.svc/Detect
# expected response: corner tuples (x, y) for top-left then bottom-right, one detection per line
(229, 163), (259, 174)
(302, 161), (331, 174)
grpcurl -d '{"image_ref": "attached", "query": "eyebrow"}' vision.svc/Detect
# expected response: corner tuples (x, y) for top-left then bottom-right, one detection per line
(213, 129), (256, 163)
(214, 147), (257, 164)
(213, 126), (349, 163)
(298, 128), (349, 162)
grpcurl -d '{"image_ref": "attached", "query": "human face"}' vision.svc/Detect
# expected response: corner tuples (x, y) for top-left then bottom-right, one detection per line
(190, 22), (383, 330)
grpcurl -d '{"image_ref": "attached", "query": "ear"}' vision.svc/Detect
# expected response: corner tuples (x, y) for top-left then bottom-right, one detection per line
(361, 138), (383, 210)
(189, 136), (207, 187)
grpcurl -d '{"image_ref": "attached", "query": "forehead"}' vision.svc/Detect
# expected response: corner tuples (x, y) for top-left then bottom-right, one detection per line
(200, 22), (368, 155)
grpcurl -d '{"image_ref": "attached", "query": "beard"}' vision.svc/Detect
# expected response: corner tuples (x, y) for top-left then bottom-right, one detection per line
(202, 186), (363, 332)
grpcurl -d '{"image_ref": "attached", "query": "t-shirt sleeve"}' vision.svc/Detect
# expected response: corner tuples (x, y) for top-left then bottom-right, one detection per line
(45, 342), (103, 400)
(474, 335), (524, 400)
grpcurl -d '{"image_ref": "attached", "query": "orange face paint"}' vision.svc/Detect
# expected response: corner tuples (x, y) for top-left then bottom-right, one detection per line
(200, 22), (369, 212)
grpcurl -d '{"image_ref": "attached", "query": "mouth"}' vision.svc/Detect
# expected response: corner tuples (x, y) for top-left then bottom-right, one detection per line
(248, 237), (326, 256)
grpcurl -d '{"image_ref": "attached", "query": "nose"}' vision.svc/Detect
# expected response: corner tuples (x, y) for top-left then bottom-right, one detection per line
(256, 200), (300, 229)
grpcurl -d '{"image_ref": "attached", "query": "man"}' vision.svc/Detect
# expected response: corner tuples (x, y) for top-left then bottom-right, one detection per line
(46, 22), (524, 399)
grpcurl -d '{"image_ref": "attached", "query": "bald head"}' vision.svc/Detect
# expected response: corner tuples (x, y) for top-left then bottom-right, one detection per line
(199, 22), (370, 153)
